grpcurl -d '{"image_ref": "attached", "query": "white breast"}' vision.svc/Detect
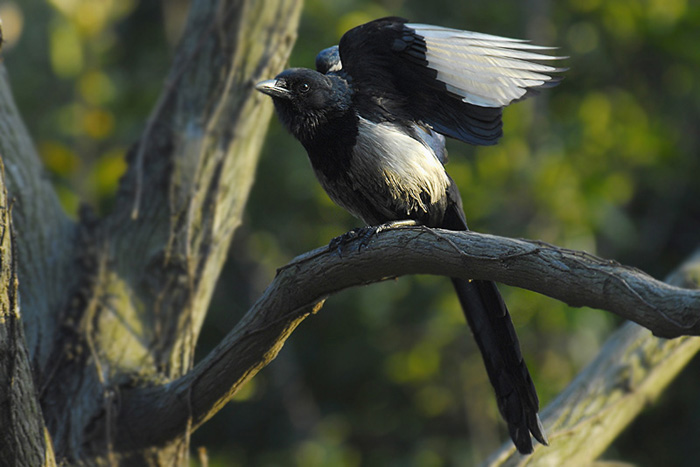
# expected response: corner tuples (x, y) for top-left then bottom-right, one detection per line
(350, 117), (449, 215)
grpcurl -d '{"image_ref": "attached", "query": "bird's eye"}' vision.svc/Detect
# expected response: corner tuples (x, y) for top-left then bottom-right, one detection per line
(298, 83), (310, 93)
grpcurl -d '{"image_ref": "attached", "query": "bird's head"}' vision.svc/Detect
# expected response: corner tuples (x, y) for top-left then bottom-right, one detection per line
(256, 68), (352, 143)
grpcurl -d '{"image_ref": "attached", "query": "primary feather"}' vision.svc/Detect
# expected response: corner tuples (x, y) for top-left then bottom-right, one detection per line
(410, 23), (564, 107)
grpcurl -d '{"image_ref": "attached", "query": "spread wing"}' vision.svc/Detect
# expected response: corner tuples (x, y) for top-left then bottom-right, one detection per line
(338, 17), (565, 145)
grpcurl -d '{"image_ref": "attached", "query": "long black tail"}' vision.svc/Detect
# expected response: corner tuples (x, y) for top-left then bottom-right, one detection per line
(451, 277), (547, 453)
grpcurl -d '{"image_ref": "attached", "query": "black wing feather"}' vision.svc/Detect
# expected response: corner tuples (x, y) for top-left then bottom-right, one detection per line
(338, 17), (564, 146)
(339, 17), (503, 145)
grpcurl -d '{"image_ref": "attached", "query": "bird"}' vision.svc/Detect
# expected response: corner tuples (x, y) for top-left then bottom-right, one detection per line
(256, 16), (564, 454)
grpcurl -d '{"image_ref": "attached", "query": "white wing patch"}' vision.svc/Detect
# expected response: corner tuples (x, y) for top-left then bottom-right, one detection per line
(407, 23), (565, 108)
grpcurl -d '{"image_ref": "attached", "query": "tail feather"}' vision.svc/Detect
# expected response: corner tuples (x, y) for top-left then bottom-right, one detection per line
(451, 277), (547, 453)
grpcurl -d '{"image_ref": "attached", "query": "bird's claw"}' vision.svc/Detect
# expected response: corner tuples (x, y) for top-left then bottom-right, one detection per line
(328, 226), (378, 256)
(329, 220), (419, 257)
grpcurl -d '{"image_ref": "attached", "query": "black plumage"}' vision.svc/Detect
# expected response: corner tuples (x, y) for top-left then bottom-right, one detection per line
(256, 17), (564, 454)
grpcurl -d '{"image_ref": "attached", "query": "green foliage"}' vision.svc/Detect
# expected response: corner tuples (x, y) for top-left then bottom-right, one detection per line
(6, 0), (168, 216)
(5, 0), (700, 465)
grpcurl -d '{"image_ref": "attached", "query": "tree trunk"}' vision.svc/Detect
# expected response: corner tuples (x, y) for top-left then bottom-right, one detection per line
(0, 159), (56, 467)
(0, 0), (302, 464)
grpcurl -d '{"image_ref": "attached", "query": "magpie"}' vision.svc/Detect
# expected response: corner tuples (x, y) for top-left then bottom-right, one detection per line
(256, 17), (564, 454)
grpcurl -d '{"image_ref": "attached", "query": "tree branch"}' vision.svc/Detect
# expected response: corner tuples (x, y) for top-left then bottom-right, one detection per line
(112, 227), (700, 451)
(485, 249), (700, 466)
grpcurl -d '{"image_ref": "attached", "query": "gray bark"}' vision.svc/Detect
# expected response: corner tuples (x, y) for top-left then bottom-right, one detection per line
(0, 160), (56, 467)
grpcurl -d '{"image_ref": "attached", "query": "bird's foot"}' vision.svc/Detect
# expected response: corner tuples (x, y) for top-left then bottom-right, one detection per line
(328, 227), (374, 256)
(329, 220), (419, 256)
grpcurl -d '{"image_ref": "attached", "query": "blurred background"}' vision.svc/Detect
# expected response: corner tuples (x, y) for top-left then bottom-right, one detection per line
(3, 0), (700, 465)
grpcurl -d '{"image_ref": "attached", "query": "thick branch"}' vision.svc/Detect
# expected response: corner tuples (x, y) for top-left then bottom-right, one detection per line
(0, 160), (56, 466)
(112, 227), (700, 450)
(0, 66), (78, 372)
(95, 0), (303, 377)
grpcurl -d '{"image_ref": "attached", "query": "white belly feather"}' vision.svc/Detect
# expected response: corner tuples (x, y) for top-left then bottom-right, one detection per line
(350, 116), (449, 216)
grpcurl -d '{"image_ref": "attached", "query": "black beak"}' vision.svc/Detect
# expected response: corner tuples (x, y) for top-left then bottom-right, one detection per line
(255, 79), (292, 99)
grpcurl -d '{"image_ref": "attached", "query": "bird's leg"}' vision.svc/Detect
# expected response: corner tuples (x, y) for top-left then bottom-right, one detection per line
(329, 220), (419, 256)
(373, 219), (419, 233)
